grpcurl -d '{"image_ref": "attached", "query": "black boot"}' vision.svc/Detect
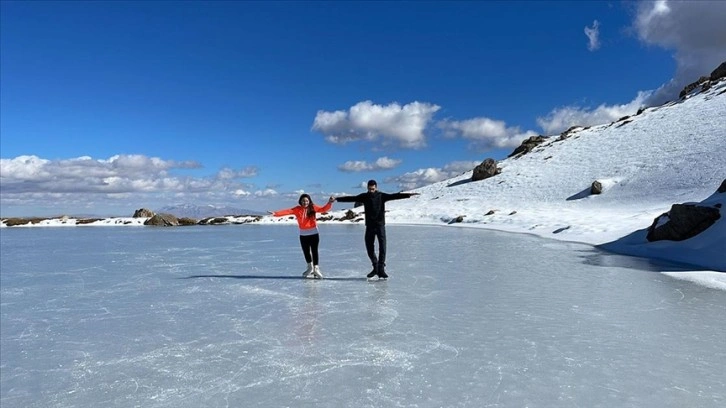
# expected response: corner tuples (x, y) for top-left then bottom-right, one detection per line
(367, 264), (378, 279)
(377, 263), (388, 279)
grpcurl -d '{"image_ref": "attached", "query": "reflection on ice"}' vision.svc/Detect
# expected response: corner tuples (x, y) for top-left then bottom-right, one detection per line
(1, 225), (724, 407)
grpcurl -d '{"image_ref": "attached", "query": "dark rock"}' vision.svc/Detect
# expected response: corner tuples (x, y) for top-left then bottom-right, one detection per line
(509, 136), (546, 157)
(178, 217), (199, 226)
(77, 218), (103, 225)
(591, 181), (603, 195)
(646, 204), (721, 242)
(133, 208), (154, 218)
(144, 213), (180, 227)
(472, 158), (500, 181)
(206, 217), (229, 225)
(338, 210), (359, 221)
(557, 126), (583, 141)
(718, 179), (726, 193)
(2, 217), (46, 226)
(679, 76), (709, 98)
(710, 61), (726, 81)
(448, 215), (465, 224)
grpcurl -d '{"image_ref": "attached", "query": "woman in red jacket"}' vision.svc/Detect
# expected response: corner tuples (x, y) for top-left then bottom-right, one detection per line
(269, 194), (334, 279)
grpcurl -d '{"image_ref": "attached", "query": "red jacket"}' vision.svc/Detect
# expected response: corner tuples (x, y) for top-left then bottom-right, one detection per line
(272, 202), (332, 232)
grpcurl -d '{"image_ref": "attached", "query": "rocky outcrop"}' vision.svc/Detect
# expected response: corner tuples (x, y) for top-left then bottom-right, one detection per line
(144, 213), (180, 227)
(178, 217), (199, 226)
(646, 203), (721, 242)
(678, 61), (726, 98)
(710, 61), (726, 81)
(2, 217), (48, 226)
(556, 126), (586, 141)
(204, 217), (231, 225)
(508, 136), (546, 158)
(472, 158), (501, 181)
(133, 208), (154, 218)
(338, 210), (361, 221)
(679, 76), (710, 98)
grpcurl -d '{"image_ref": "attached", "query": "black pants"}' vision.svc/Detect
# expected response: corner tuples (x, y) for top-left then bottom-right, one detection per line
(364, 225), (386, 270)
(299, 233), (320, 265)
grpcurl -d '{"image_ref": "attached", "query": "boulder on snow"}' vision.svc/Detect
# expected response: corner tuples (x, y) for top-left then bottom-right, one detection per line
(472, 158), (500, 181)
(646, 204), (721, 242)
(339, 210), (359, 221)
(133, 208), (154, 218)
(591, 181), (603, 195)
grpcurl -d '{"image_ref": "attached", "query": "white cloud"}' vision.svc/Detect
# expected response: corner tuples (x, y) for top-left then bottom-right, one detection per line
(536, 91), (650, 135)
(535, 0), (726, 135)
(0, 154), (200, 186)
(585, 20), (601, 51)
(632, 0), (726, 105)
(439, 118), (539, 150)
(386, 161), (480, 190)
(338, 156), (402, 172)
(312, 101), (441, 149)
(0, 155), (202, 193)
(0, 154), (266, 215)
(254, 189), (278, 197)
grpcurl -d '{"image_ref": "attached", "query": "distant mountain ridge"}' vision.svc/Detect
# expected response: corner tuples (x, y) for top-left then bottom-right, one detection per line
(156, 204), (265, 218)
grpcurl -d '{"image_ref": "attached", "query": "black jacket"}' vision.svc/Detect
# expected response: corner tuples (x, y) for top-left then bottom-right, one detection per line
(336, 191), (415, 226)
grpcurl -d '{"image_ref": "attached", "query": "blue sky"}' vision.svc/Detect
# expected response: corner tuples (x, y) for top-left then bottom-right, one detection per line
(1, 0), (725, 217)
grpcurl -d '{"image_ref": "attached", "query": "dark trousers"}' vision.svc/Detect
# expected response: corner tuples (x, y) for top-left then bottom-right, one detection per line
(299, 233), (320, 265)
(364, 225), (386, 270)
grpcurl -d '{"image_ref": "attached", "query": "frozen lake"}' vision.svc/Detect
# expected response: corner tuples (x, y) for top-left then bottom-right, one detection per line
(1, 225), (724, 407)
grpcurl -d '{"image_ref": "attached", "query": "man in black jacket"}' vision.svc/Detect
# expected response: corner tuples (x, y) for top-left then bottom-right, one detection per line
(334, 179), (419, 279)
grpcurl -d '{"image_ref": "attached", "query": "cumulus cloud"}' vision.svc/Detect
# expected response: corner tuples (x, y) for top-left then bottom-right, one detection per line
(338, 156), (402, 172)
(536, 91), (651, 135)
(632, 0), (726, 105)
(386, 161), (480, 190)
(0, 154), (265, 215)
(585, 20), (601, 51)
(0, 154), (199, 185)
(439, 118), (539, 150)
(535, 1), (725, 134)
(0, 155), (203, 194)
(312, 101), (441, 149)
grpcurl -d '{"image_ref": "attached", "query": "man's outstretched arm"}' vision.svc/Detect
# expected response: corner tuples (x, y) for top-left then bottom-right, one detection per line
(383, 192), (420, 201)
(335, 194), (365, 203)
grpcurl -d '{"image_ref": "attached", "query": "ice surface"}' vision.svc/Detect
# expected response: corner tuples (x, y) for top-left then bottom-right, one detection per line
(1, 225), (724, 407)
